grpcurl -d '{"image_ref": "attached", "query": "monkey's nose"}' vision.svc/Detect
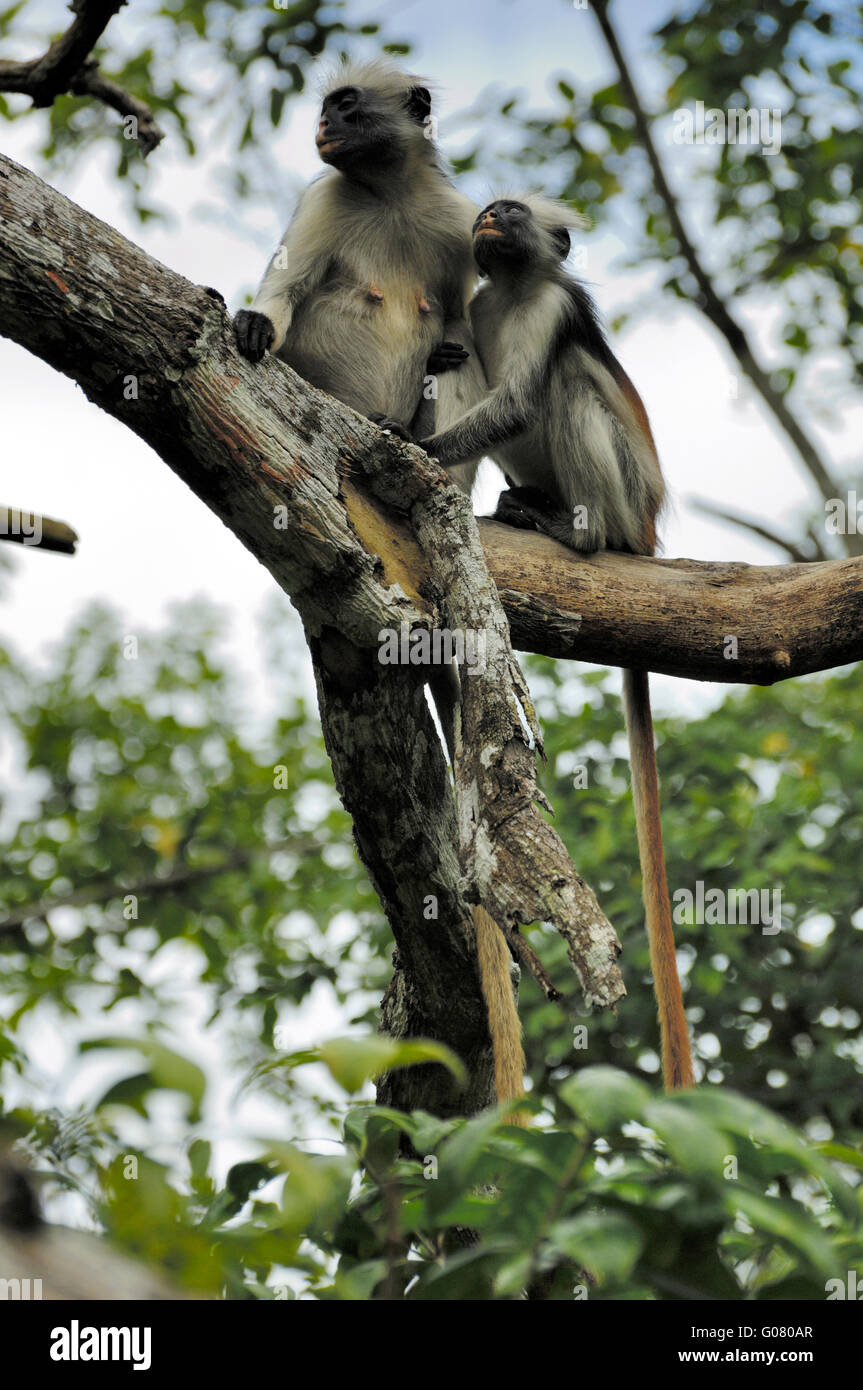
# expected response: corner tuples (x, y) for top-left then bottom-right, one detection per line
(477, 211), (501, 235)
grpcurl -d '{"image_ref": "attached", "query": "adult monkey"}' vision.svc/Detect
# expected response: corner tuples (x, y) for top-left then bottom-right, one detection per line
(235, 59), (485, 489)
(421, 195), (695, 1093)
(235, 64), (526, 1119)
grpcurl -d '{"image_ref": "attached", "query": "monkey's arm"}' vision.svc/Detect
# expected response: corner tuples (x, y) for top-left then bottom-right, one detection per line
(420, 371), (534, 469)
(236, 184), (333, 359)
(420, 288), (561, 468)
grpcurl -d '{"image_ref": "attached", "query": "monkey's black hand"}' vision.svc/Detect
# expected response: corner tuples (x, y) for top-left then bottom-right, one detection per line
(493, 485), (560, 533)
(368, 412), (413, 442)
(426, 341), (469, 374)
(235, 310), (275, 363)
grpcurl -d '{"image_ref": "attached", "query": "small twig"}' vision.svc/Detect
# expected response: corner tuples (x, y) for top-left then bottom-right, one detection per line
(0, 507), (78, 555)
(689, 498), (813, 564)
(70, 59), (164, 156)
(508, 930), (563, 1004)
(0, 0), (163, 156)
(0, 838), (311, 934)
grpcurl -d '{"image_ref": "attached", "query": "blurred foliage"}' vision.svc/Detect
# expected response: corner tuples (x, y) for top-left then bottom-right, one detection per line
(0, 601), (387, 1056)
(529, 656), (863, 1136)
(1, 603), (861, 1296)
(0, 0), (408, 218)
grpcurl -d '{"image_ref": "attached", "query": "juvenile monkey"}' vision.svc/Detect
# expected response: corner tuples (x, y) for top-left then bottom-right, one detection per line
(421, 195), (694, 1092)
(235, 63), (524, 1115)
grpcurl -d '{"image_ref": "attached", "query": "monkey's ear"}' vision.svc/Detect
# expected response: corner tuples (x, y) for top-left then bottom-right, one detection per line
(551, 226), (571, 259)
(405, 86), (432, 124)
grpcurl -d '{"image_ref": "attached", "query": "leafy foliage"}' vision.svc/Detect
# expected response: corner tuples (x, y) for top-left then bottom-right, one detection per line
(1, 605), (861, 1298)
(528, 656), (863, 1136)
(0, 601), (387, 1059)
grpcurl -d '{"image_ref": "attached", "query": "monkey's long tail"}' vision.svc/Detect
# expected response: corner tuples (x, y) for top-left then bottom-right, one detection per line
(474, 905), (528, 1124)
(622, 667), (694, 1092)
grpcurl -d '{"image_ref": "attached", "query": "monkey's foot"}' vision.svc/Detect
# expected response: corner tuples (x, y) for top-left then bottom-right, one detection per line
(368, 413), (413, 442)
(493, 485), (560, 533)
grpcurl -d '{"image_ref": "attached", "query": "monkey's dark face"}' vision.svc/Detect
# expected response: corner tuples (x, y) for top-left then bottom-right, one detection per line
(316, 84), (430, 172)
(473, 201), (536, 274)
(473, 201), (570, 276)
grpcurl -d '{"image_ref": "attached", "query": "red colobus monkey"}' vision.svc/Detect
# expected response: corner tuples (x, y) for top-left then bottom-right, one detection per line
(234, 59), (486, 493)
(421, 195), (694, 1092)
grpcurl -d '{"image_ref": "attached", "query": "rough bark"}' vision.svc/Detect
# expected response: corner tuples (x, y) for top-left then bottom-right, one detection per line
(478, 523), (863, 682)
(309, 633), (499, 1117)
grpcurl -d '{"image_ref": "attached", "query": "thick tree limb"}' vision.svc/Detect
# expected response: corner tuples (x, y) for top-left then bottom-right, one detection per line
(477, 522), (863, 683)
(0, 1), (164, 155)
(347, 443), (622, 1010)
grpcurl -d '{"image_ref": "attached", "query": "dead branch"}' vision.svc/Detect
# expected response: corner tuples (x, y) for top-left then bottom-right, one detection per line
(0, 507), (78, 554)
(0, 1), (163, 155)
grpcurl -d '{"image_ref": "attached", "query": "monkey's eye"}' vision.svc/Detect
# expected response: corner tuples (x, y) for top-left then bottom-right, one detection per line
(328, 86), (361, 117)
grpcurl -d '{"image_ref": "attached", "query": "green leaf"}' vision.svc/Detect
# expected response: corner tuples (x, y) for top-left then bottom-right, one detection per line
(560, 1066), (650, 1130)
(82, 1038), (205, 1120)
(728, 1189), (835, 1278)
(643, 1099), (732, 1182)
(549, 1209), (645, 1283)
(310, 1036), (464, 1094)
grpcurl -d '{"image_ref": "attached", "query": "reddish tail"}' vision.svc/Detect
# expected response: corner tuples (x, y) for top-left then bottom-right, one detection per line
(622, 668), (694, 1091)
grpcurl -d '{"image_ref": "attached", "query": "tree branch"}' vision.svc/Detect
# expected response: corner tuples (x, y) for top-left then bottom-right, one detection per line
(0, 507), (78, 554)
(592, 0), (850, 539)
(689, 498), (827, 564)
(479, 520), (863, 682)
(0, 1), (164, 155)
